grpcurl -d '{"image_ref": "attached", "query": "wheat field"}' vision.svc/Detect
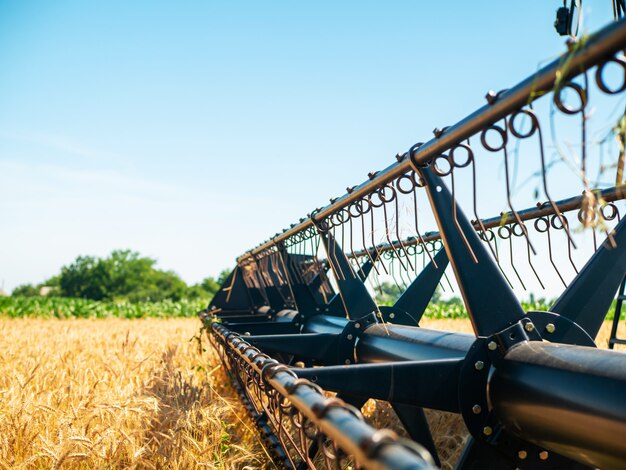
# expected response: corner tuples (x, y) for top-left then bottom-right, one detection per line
(1, 317), (623, 469)
(0, 318), (268, 469)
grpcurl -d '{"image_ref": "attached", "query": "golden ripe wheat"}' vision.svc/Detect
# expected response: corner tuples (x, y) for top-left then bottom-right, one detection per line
(0, 318), (623, 469)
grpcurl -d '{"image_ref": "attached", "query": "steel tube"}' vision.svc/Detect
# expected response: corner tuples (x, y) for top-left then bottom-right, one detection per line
(267, 367), (435, 469)
(239, 19), (626, 263)
(302, 314), (475, 362)
(213, 322), (436, 469)
(356, 324), (474, 363)
(489, 341), (626, 469)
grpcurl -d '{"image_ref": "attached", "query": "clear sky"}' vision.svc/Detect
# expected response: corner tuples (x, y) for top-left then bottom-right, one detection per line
(0, 1), (618, 292)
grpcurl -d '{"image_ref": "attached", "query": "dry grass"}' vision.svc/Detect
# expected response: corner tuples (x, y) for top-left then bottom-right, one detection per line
(0, 318), (267, 469)
(1, 317), (623, 469)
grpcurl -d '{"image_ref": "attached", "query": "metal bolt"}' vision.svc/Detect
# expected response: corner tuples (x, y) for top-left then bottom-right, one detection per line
(545, 323), (556, 334)
(524, 322), (535, 332)
(485, 90), (498, 104)
(389, 313), (395, 319)
(487, 341), (497, 351)
(347, 334), (354, 341)
(244, 332), (251, 336)
(539, 451), (549, 460)
(483, 426), (493, 436)
(344, 359), (351, 365)
(355, 322), (362, 329)
(474, 361), (485, 371)
(472, 404), (482, 414)
(518, 450), (527, 460)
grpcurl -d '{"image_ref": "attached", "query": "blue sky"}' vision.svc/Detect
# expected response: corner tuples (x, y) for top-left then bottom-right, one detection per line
(0, 1), (618, 292)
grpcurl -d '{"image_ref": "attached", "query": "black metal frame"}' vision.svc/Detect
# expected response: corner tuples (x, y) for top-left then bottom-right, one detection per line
(200, 17), (626, 470)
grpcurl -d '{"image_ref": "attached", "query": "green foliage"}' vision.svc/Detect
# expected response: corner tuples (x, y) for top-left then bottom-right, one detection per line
(11, 284), (40, 297)
(0, 296), (208, 319)
(14, 249), (225, 303)
(1, 295), (617, 321)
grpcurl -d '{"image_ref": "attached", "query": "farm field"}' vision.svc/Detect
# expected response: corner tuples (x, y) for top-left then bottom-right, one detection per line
(1, 317), (624, 469)
(0, 318), (266, 469)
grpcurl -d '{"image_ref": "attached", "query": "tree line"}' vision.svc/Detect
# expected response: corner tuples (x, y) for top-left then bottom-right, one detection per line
(12, 250), (228, 303)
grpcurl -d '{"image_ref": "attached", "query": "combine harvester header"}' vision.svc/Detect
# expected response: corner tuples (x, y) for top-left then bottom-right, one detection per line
(200, 17), (626, 469)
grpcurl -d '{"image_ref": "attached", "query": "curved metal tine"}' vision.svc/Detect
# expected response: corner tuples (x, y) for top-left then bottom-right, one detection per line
(436, 241), (455, 292)
(266, 252), (286, 289)
(469, 145), (501, 263)
(328, 223), (346, 281)
(538, 217), (568, 287)
(414, 238), (420, 274)
(392, 181), (415, 272)
(310, 232), (327, 282)
(348, 214), (367, 280)
(299, 236), (311, 281)
(271, 251), (286, 287)
(388, 254), (405, 293)
(581, 72), (589, 191)
(511, 107), (578, 248)
(260, 255), (273, 287)
(286, 240), (304, 284)
(370, 201), (389, 275)
(339, 212), (358, 280)
(304, 235), (317, 280)
(311, 233), (328, 288)
(485, 228), (515, 290)
(412, 184), (437, 268)
(264, 255), (278, 295)
(602, 202), (620, 248)
(450, 166), (478, 263)
(320, 434), (334, 469)
(500, 225), (527, 291)
(267, 247), (286, 285)
(484, 120), (537, 254)
(308, 232), (330, 303)
(265, 252), (280, 288)
(555, 214), (580, 275)
(395, 251), (411, 290)
(380, 189), (409, 272)
(304, 237), (317, 282)
(359, 206), (381, 276)
(520, 222), (546, 289)
(422, 243), (446, 292)
(368, 256), (385, 297)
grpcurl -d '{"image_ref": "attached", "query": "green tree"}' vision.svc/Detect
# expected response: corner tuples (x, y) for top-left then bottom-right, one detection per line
(58, 249), (190, 302)
(187, 276), (221, 299)
(59, 255), (110, 300)
(12, 284), (40, 297)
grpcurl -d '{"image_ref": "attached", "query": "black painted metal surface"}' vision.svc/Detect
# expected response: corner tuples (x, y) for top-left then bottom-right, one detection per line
(199, 16), (626, 470)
